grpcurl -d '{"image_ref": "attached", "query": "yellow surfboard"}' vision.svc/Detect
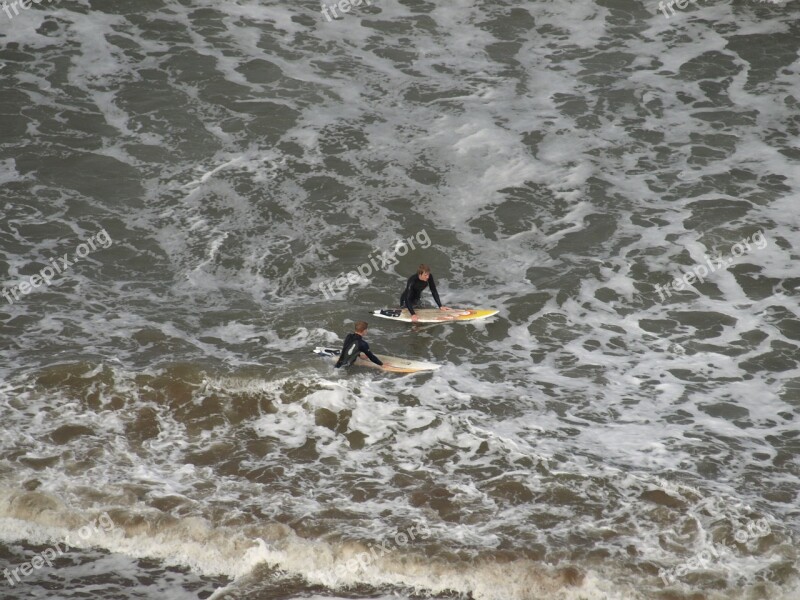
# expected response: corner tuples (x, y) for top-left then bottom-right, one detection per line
(313, 347), (440, 374)
(372, 307), (498, 323)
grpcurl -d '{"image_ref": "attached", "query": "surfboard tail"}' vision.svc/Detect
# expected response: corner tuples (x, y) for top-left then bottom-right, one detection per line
(371, 307), (498, 323)
(313, 346), (339, 357)
(313, 347), (440, 374)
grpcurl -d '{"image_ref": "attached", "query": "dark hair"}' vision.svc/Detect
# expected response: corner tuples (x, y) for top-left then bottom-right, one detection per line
(417, 264), (431, 276)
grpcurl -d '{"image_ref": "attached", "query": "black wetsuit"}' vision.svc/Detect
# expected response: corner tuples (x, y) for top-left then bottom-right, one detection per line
(334, 333), (383, 368)
(399, 274), (442, 315)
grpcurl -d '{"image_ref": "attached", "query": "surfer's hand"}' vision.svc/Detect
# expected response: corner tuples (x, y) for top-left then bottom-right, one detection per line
(440, 306), (450, 311)
(411, 314), (419, 322)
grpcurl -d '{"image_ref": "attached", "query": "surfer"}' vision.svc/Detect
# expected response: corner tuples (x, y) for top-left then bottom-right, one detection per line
(335, 321), (383, 368)
(400, 264), (450, 322)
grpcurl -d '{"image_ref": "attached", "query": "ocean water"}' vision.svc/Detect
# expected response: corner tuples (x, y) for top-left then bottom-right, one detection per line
(1, 0), (799, 598)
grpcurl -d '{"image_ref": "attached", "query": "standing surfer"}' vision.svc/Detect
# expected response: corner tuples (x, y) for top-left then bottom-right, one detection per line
(335, 321), (383, 368)
(399, 264), (450, 322)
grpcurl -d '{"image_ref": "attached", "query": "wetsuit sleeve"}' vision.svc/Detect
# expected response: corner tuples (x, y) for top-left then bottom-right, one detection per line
(428, 274), (442, 308)
(358, 338), (383, 366)
(402, 276), (417, 315)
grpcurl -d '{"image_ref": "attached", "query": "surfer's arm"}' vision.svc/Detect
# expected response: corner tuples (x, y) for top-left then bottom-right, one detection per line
(362, 351), (383, 366)
(402, 277), (417, 315)
(428, 275), (443, 308)
(359, 340), (383, 366)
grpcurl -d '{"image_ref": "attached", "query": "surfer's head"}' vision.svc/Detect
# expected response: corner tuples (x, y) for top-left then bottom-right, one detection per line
(417, 264), (431, 281)
(354, 321), (369, 335)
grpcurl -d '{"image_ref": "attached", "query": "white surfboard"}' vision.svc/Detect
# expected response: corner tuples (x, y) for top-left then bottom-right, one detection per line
(313, 347), (441, 374)
(372, 307), (498, 323)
